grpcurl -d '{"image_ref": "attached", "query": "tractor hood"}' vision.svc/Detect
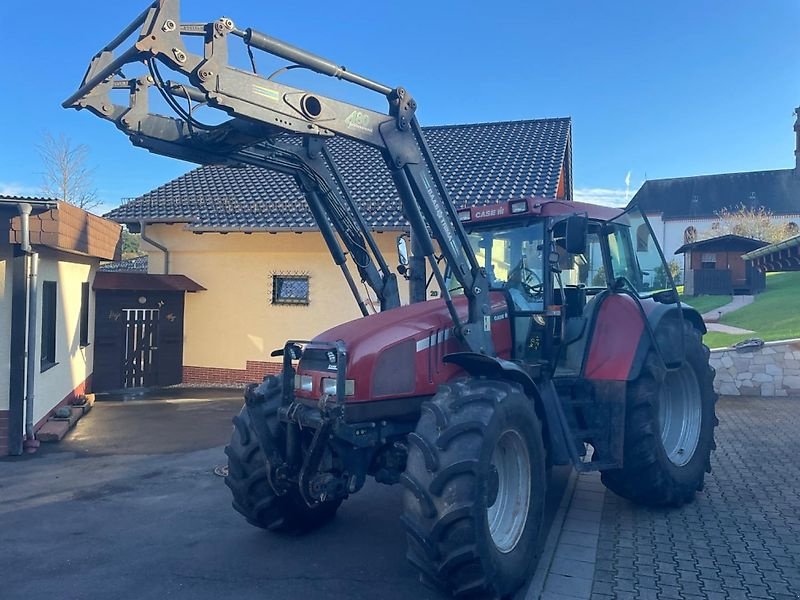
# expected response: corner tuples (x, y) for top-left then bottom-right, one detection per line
(295, 294), (512, 405)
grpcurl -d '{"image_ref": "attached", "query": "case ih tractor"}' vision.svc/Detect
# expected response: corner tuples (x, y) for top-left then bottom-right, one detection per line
(65, 2), (717, 597)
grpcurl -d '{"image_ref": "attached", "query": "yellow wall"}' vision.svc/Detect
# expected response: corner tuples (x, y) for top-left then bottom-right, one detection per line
(142, 225), (408, 370)
(0, 245), (12, 411)
(31, 251), (96, 426)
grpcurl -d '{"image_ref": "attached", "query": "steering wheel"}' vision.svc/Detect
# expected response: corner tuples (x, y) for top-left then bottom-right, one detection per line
(505, 264), (544, 298)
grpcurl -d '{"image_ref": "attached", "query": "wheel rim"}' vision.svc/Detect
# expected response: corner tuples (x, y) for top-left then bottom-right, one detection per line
(486, 429), (531, 553)
(658, 363), (702, 467)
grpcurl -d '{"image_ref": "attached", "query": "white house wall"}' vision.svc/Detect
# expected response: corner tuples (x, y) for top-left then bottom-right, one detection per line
(0, 244), (12, 413)
(632, 214), (800, 283)
(29, 251), (96, 427)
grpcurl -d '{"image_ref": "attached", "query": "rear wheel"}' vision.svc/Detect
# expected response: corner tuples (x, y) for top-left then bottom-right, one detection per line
(601, 323), (718, 506)
(224, 375), (341, 533)
(401, 378), (546, 598)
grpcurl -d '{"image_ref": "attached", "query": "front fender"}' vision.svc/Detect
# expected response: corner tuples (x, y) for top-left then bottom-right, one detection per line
(443, 352), (573, 466)
(443, 352), (537, 397)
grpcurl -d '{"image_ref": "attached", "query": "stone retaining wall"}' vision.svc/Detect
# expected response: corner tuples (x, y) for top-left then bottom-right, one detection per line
(709, 338), (800, 397)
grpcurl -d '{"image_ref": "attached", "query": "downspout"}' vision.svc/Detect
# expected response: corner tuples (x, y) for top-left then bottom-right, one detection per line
(18, 203), (40, 450)
(140, 221), (169, 274)
(25, 254), (39, 446)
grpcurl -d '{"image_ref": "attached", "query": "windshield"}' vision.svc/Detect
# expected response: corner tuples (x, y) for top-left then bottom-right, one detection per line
(466, 222), (546, 309)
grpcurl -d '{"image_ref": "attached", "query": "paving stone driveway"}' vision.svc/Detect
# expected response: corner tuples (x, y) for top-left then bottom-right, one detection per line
(594, 397), (800, 600)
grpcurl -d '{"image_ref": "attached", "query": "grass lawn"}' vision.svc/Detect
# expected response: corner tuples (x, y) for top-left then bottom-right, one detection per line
(702, 272), (800, 349)
(680, 293), (732, 315)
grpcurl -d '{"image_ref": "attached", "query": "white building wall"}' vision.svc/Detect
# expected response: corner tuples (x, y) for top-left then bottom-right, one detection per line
(632, 213), (800, 284)
(28, 251), (96, 427)
(0, 244), (12, 413)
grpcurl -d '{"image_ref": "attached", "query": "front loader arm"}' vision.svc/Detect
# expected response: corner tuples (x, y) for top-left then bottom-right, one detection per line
(71, 51), (400, 313)
(64, 0), (495, 355)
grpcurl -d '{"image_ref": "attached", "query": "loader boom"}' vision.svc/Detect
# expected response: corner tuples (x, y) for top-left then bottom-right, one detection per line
(64, 0), (495, 354)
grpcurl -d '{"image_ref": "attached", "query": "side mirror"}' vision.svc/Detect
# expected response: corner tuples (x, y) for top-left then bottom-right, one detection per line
(565, 215), (588, 255)
(397, 234), (409, 278)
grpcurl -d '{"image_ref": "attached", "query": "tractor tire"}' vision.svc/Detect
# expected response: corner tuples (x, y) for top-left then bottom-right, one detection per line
(224, 375), (341, 533)
(601, 322), (718, 507)
(401, 378), (546, 598)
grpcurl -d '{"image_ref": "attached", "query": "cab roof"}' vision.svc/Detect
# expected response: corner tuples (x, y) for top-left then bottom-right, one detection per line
(458, 197), (623, 226)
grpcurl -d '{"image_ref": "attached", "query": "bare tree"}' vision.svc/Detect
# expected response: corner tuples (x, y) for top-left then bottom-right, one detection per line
(37, 132), (100, 210)
(702, 204), (793, 243)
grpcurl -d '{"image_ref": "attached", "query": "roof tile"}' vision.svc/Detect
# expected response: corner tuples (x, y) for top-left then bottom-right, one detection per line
(105, 118), (571, 229)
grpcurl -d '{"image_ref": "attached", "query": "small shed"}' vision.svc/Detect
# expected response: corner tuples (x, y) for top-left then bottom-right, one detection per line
(742, 234), (800, 272)
(675, 234), (768, 296)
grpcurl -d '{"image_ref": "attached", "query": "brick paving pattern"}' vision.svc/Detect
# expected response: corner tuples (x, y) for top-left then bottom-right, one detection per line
(593, 398), (800, 600)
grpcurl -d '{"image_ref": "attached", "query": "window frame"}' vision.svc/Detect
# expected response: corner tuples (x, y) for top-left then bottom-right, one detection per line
(79, 281), (90, 347)
(41, 280), (58, 371)
(271, 274), (311, 306)
(635, 224), (649, 252)
(700, 252), (717, 270)
(606, 206), (680, 300)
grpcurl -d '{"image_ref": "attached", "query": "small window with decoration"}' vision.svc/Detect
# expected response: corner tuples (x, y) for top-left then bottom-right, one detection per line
(700, 253), (717, 270)
(271, 273), (310, 305)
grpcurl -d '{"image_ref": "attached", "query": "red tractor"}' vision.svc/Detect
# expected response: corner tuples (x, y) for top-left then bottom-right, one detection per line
(65, 3), (717, 597)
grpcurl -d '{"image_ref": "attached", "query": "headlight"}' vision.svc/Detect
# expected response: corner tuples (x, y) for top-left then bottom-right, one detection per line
(321, 378), (355, 396)
(532, 314), (546, 327)
(294, 374), (313, 392)
(510, 199), (528, 214)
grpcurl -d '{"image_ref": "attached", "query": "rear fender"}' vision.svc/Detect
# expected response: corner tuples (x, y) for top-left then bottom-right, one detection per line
(582, 293), (706, 382)
(443, 352), (571, 465)
(583, 293), (648, 381)
(628, 303), (706, 380)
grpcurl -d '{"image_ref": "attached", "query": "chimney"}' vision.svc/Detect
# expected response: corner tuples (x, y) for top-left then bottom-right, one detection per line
(795, 106), (800, 174)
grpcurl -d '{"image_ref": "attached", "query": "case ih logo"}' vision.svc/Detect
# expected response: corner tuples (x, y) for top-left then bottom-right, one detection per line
(474, 207), (506, 220)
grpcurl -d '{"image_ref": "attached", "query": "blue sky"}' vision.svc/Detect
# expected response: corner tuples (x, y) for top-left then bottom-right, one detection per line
(1, 1), (798, 214)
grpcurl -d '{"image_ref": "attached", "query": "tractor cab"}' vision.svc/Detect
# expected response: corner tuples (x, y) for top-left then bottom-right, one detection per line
(455, 197), (680, 377)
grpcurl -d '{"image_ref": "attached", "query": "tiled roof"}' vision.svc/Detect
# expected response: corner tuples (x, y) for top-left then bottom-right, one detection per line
(0, 195), (60, 204)
(99, 255), (149, 272)
(105, 118), (571, 230)
(630, 169), (800, 220)
(5, 199), (121, 261)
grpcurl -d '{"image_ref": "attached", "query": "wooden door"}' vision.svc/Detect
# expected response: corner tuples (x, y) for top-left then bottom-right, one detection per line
(93, 290), (185, 391)
(123, 308), (160, 388)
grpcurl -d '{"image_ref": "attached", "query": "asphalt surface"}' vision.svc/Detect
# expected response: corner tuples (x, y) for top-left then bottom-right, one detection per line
(0, 389), (570, 600)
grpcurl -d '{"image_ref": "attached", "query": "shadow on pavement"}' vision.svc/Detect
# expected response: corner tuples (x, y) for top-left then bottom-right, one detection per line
(1, 386), (571, 600)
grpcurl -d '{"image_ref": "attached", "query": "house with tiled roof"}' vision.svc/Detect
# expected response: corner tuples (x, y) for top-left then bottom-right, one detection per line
(99, 118), (572, 388)
(629, 108), (800, 282)
(1, 196), (122, 455)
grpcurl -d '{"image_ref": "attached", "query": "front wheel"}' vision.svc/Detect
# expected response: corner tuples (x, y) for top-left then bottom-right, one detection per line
(601, 322), (718, 506)
(224, 375), (341, 533)
(401, 379), (546, 598)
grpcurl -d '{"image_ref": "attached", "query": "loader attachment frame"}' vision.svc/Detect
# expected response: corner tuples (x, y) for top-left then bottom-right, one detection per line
(64, 0), (496, 355)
